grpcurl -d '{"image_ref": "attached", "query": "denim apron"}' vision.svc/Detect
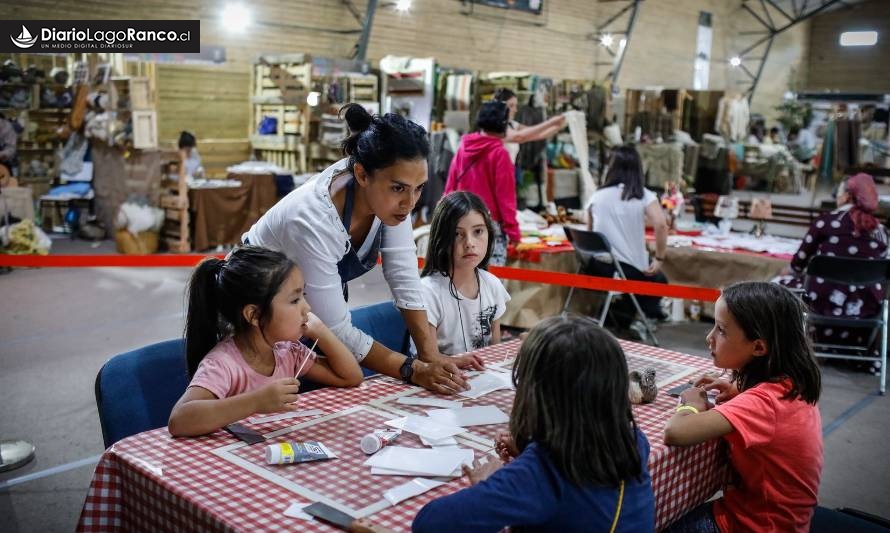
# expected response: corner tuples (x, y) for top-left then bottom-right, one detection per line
(337, 178), (383, 301)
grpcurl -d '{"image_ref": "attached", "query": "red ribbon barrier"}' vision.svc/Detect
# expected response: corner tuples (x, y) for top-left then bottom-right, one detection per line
(0, 253), (720, 302)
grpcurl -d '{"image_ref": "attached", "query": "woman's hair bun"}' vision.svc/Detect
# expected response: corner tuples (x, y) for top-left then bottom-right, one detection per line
(341, 103), (373, 133)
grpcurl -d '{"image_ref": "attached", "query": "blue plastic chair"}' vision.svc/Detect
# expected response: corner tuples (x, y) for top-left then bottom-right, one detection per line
(351, 301), (411, 359)
(94, 338), (189, 448)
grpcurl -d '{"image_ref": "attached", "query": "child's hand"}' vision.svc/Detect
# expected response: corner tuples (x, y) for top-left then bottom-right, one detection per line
(462, 456), (502, 486)
(303, 312), (326, 341)
(252, 378), (301, 414)
(451, 353), (485, 371)
(693, 375), (738, 404)
(494, 430), (519, 463)
(679, 387), (710, 412)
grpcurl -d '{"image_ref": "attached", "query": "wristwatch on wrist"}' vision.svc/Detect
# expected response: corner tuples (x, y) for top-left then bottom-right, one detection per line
(399, 356), (417, 384)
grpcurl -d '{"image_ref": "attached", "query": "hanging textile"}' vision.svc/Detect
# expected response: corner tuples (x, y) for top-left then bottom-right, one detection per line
(564, 110), (595, 206)
(445, 74), (473, 111)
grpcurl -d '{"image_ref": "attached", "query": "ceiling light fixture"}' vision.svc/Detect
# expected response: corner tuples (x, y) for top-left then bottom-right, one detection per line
(729, 56), (742, 67)
(600, 34), (614, 47)
(840, 31), (878, 46)
(221, 3), (251, 33)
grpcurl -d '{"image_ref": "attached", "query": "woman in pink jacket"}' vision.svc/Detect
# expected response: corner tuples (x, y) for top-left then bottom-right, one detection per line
(444, 101), (519, 266)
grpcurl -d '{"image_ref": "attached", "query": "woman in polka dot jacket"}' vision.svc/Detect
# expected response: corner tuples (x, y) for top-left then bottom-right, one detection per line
(775, 173), (888, 351)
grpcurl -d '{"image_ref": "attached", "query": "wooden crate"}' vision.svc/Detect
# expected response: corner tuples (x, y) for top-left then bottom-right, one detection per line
(132, 110), (158, 149)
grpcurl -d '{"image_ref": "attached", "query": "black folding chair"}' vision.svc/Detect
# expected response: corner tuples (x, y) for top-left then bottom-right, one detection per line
(803, 255), (890, 395)
(562, 226), (658, 346)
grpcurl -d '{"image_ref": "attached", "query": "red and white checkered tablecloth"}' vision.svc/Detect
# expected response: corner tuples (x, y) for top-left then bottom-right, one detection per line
(77, 339), (727, 532)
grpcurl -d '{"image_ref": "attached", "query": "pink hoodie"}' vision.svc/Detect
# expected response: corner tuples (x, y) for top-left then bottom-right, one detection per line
(444, 132), (519, 241)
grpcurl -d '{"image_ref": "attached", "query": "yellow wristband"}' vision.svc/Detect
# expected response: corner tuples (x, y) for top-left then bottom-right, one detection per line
(676, 405), (700, 415)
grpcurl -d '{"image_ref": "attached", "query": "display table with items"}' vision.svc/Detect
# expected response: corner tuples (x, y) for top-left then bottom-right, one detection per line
(78, 340), (726, 532)
(188, 172), (277, 251)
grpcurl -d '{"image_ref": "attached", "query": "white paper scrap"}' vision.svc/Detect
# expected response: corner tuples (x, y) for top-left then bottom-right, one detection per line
(426, 405), (510, 427)
(248, 409), (324, 424)
(396, 396), (464, 409)
(420, 435), (458, 447)
(384, 415), (465, 441)
(459, 372), (512, 399)
(383, 478), (446, 506)
(364, 446), (470, 477)
(370, 447), (472, 477)
(283, 502), (313, 520)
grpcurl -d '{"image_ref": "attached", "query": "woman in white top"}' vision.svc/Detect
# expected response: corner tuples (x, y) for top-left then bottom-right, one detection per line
(178, 131), (204, 179)
(245, 104), (470, 395)
(587, 144), (669, 321)
(494, 88), (566, 164)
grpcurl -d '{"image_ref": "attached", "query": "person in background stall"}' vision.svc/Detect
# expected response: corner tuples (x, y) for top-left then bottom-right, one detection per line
(245, 104), (470, 395)
(775, 173), (889, 370)
(0, 112), (18, 175)
(493, 88), (567, 165)
(421, 191), (510, 358)
(413, 314), (655, 533)
(178, 130), (204, 179)
(445, 101), (520, 266)
(168, 247), (363, 437)
(664, 282), (823, 533)
(586, 144), (670, 324)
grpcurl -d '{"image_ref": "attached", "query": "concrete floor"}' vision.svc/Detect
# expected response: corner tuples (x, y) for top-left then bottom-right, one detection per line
(0, 238), (888, 532)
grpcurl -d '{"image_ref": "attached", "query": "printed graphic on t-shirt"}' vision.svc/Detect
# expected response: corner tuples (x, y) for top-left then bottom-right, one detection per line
(471, 304), (499, 349)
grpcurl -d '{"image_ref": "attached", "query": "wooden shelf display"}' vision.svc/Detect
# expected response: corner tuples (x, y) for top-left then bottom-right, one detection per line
(250, 55), (312, 173)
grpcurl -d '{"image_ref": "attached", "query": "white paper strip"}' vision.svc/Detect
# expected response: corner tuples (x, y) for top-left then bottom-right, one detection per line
(396, 396), (464, 409)
(249, 409), (324, 424)
(426, 405), (510, 427)
(383, 478), (446, 506)
(420, 435), (458, 447)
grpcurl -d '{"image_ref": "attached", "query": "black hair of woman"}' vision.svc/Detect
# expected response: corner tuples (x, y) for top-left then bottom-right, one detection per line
(722, 281), (821, 404)
(422, 191), (495, 282)
(339, 102), (430, 175)
(476, 101), (509, 135)
(511, 314), (643, 486)
(184, 246), (295, 377)
(178, 131), (197, 149)
(602, 144), (645, 201)
(492, 87), (516, 102)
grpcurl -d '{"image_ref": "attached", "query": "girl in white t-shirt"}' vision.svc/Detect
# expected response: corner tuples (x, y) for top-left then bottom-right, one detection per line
(421, 192), (511, 360)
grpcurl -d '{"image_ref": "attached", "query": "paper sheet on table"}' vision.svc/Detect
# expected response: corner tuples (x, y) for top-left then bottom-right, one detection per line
(426, 405), (509, 427)
(383, 478), (446, 506)
(248, 409), (324, 424)
(283, 502), (313, 520)
(384, 415), (465, 440)
(420, 435), (458, 447)
(364, 446), (471, 477)
(396, 396), (463, 409)
(459, 371), (513, 399)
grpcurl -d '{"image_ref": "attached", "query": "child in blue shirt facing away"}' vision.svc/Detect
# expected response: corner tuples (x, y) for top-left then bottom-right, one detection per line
(412, 314), (655, 533)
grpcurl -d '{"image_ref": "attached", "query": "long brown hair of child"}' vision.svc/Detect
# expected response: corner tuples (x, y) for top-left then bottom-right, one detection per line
(722, 281), (821, 404)
(510, 314), (643, 487)
(421, 191), (495, 297)
(184, 246), (296, 377)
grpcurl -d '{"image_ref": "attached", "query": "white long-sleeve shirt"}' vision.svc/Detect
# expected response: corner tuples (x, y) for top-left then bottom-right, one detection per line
(244, 159), (425, 361)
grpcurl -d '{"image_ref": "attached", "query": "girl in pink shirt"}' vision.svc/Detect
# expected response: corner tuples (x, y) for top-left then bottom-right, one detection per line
(168, 247), (364, 437)
(664, 282), (823, 533)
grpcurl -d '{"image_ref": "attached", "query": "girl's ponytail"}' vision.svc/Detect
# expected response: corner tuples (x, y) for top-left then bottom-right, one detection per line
(185, 258), (224, 377)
